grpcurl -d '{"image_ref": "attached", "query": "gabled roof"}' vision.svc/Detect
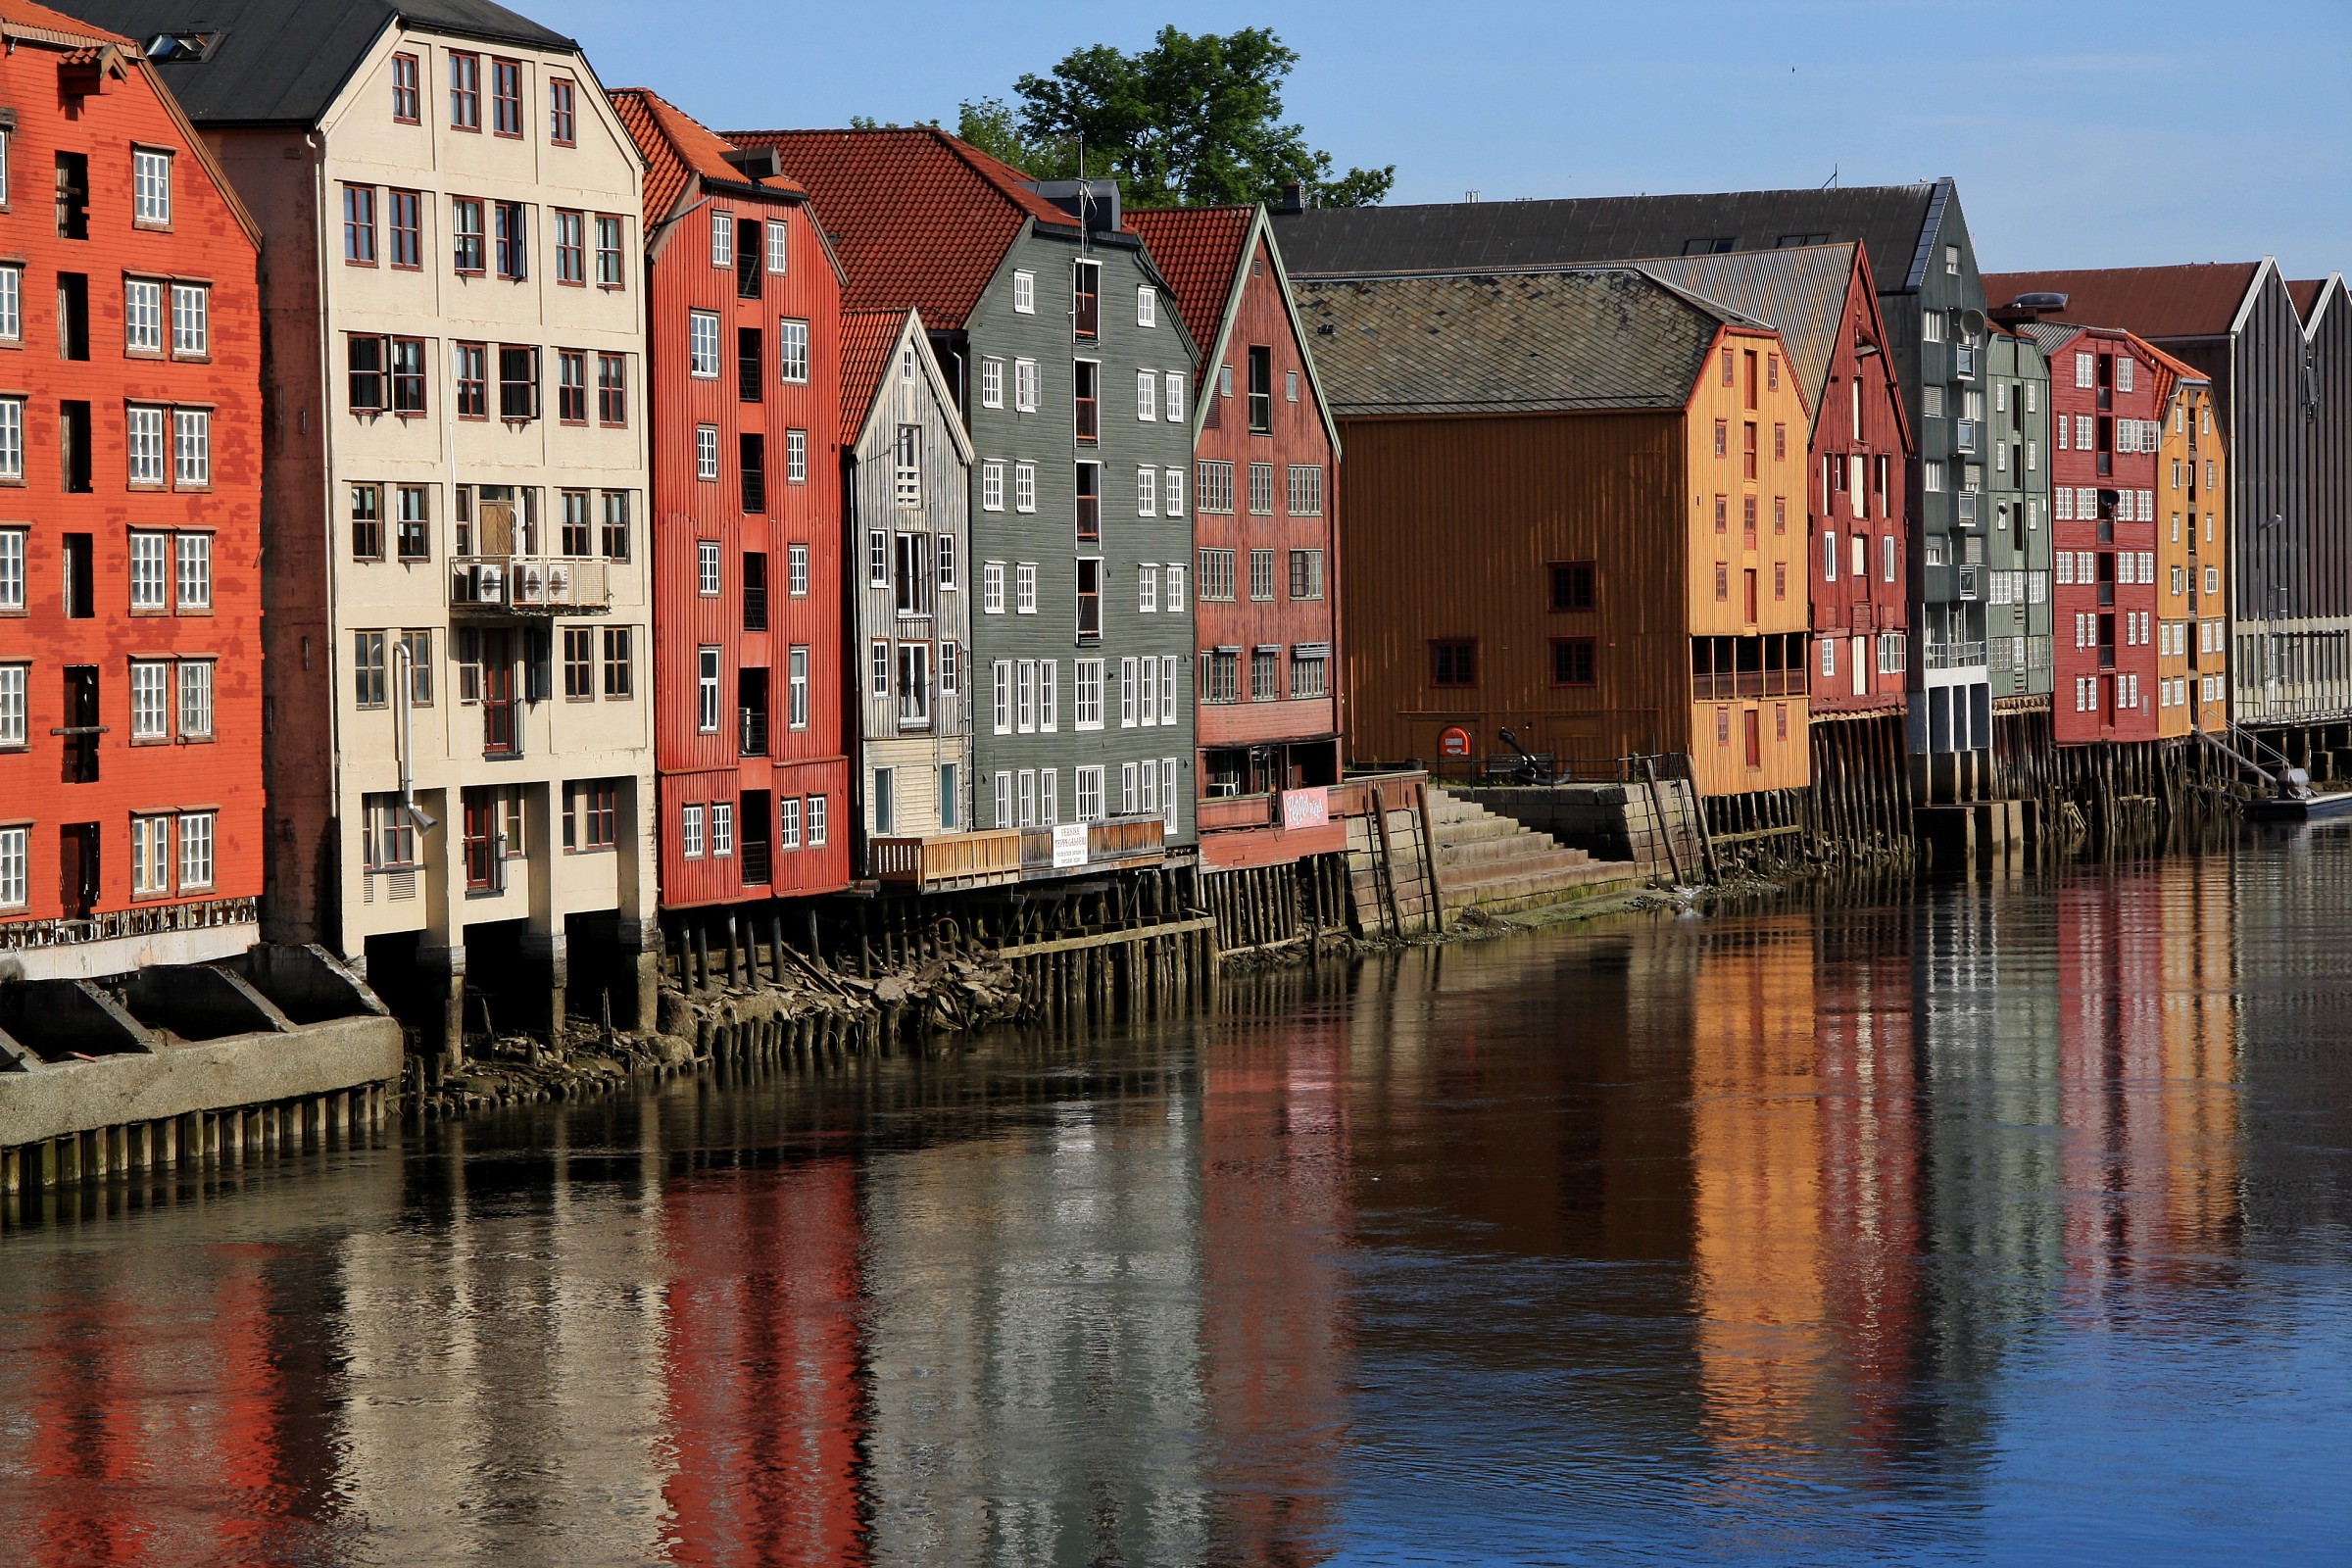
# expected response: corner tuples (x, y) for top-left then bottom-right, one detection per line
(1272, 182), (1950, 296)
(54, 0), (575, 125)
(2288, 278), (2328, 316)
(1980, 263), (2265, 342)
(2017, 320), (2210, 408)
(1624, 243), (1859, 424)
(1126, 203), (1342, 455)
(3, 0), (133, 48)
(841, 308), (971, 464)
(1292, 267), (1771, 418)
(612, 87), (807, 229)
(1123, 205), (1255, 354)
(722, 126), (1075, 327)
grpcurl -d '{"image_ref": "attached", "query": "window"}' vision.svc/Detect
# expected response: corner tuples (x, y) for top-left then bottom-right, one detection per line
(396, 630), (430, 707)
(981, 358), (1004, 409)
(1249, 462), (1276, 515)
(1138, 466), (1156, 516)
(553, 209), (586, 284)
(0, 399), (20, 479)
(1138, 368), (1158, 421)
(1166, 373), (1186, 422)
(130, 661), (171, 740)
(348, 336), (386, 413)
(596, 216), (625, 287)
(132, 148), (172, 225)
(779, 318), (809, 382)
(1013, 462), (1037, 513)
(1074, 359), (1099, 441)
(132, 815), (172, 896)
(391, 51), (420, 121)
(127, 405), (167, 483)
(1289, 549), (1324, 600)
(698, 540), (721, 597)
(563, 626), (595, 699)
(981, 461), (1005, 512)
(1288, 465), (1324, 515)
(766, 219), (789, 274)
(450, 52), (480, 129)
(1137, 285), (1156, 327)
(689, 312), (720, 377)
(1250, 647), (1280, 702)
(599, 626), (633, 698)
(390, 337), (425, 414)
(1248, 345), (1273, 432)
(681, 804), (705, 858)
(710, 210), (733, 270)
(1249, 549), (1276, 601)
(1922, 311), (1944, 344)
(1076, 558), (1102, 638)
(125, 277), (167, 355)
(351, 483), (384, 558)
(787, 429), (808, 484)
(1139, 564), (1159, 612)
(1017, 563), (1038, 613)
(1550, 638), (1595, 687)
(549, 75), (577, 144)
(452, 197), (484, 272)
(1015, 359), (1040, 412)
(343, 184), (377, 263)
(1164, 466), (1186, 517)
(129, 532), (169, 609)
(456, 343), (488, 417)
(897, 643), (932, 727)
(940, 638), (959, 695)
(0, 266), (19, 342)
(353, 630), (388, 707)
(0, 530), (21, 612)
(789, 647), (809, 729)
(558, 351), (587, 422)
(1823, 530), (1838, 583)
(1200, 461), (1235, 514)
(1013, 270), (1035, 312)
(1200, 548), (1236, 600)
(496, 347), (536, 420)
(895, 424), (922, 507)
(597, 353), (627, 425)
(710, 803), (734, 858)
(697, 647), (720, 731)
(174, 532), (212, 610)
(1432, 640), (1475, 687)
(697, 425), (719, 480)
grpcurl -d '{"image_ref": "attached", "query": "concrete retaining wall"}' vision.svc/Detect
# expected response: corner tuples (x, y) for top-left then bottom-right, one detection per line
(1451, 782), (1705, 884)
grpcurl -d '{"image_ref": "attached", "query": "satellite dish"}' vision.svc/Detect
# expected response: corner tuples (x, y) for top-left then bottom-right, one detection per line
(1960, 307), (1987, 338)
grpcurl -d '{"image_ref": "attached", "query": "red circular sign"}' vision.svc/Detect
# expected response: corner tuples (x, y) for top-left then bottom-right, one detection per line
(1438, 726), (1472, 759)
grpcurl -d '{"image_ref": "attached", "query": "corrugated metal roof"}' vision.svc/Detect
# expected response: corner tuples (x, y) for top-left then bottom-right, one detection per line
(1293, 268), (1753, 417)
(1272, 184), (1941, 298)
(55, 0), (575, 124)
(1981, 264), (2264, 342)
(1625, 243), (1857, 418)
(1124, 205), (1254, 358)
(723, 126), (1074, 329)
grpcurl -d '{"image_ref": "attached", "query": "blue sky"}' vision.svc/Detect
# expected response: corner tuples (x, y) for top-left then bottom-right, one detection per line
(565, 0), (2350, 276)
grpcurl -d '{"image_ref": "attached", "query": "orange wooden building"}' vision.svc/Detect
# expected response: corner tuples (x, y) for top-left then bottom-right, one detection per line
(1295, 268), (1813, 797)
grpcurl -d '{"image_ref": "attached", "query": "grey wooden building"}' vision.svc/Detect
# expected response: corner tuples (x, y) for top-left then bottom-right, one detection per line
(842, 309), (973, 861)
(1978, 327), (2055, 707)
(1275, 179), (2002, 801)
(738, 130), (1201, 853)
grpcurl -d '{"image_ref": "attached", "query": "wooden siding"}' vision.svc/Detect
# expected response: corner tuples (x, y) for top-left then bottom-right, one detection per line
(650, 183), (849, 906)
(2157, 383), (2229, 737)
(849, 318), (973, 854)
(2049, 328), (2166, 747)
(958, 227), (1200, 839)
(1684, 328), (1812, 643)
(1808, 258), (1913, 714)
(1980, 331), (2054, 702)
(1193, 231), (1341, 783)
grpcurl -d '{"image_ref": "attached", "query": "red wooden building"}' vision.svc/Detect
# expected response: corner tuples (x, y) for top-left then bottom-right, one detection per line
(0, 4), (264, 979)
(2026, 322), (2169, 745)
(612, 89), (848, 907)
(1125, 205), (1343, 870)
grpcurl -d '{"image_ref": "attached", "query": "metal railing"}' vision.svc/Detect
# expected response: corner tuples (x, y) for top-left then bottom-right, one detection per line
(0, 895), (259, 952)
(739, 706), (768, 758)
(450, 556), (610, 612)
(1923, 639), (1986, 670)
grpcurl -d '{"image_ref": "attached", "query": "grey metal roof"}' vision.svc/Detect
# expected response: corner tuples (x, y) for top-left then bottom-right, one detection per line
(1273, 184), (1945, 298)
(1627, 244), (1858, 418)
(1292, 268), (1760, 417)
(54, 0), (576, 125)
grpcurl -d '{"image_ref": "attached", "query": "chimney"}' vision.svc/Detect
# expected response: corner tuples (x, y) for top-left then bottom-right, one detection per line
(1276, 181), (1304, 214)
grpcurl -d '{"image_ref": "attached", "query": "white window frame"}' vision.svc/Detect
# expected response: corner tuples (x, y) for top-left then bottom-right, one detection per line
(1013, 462), (1037, 512)
(779, 318), (810, 382)
(1014, 358), (1040, 413)
(1137, 285), (1155, 327)
(983, 561), (1005, 613)
(1137, 368), (1157, 421)
(1012, 270), (1035, 313)
(133, 147), (172, 225)
(1016, 563), (1037, 614)
(710, 211), (734, 270)
(982, 461), (1004, 512)
(766, 218), (789, 274)
(688, 311), (721, 377)
(981, 357), (1004, 409)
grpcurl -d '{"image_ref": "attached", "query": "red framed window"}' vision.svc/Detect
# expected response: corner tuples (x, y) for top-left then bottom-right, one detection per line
(390, 52), (419, 122)
(557, 350), (587, 423)
(449, 51), (480, 130)
(342, 184), (376, 264)
(452, 197), (484, 273)
(388, 189), (420, 269)
(554, 210), (585, 284)
(549, 78), (577, 145)
(455, 342), (488, 418)
(597, 354), (627, 425)
(1549, 637), (1596, 687)
(1431, 640), (1476, 688)
(490, 59), (522, 136)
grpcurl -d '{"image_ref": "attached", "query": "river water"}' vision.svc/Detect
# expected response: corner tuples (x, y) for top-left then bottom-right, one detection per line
(4, 832), (2351, 1565)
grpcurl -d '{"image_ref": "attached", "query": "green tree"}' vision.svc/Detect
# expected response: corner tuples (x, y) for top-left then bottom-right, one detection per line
(1006, 26), (1392, 209)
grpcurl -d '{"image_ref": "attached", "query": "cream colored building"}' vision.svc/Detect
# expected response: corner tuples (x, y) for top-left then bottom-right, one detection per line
(99, 0), (657, 1053)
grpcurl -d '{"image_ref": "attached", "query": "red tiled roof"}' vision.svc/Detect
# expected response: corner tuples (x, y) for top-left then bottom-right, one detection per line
(611, 86), (806, 228)
(1, 1), (132, 48)
(839, 309), (906, 444)
(1125, 206), (1256, 358)
(722, 126), (1072, 327)
(1982, 263), (2263, 341)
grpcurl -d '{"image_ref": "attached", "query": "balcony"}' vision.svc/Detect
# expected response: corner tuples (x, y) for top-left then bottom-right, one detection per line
(1955, 344), (1977, 379)
(1922, 639), (1985, 670)
(450, 556), (610, 613)
(1955, 418), (1979, 454)
(871, 828), (1022, 891)
(1017, 814), (1167, 879)
(738, 705), (768, 758)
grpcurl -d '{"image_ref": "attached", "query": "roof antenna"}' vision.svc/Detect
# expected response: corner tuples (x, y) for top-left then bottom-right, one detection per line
(1821, 164), (1838, 188)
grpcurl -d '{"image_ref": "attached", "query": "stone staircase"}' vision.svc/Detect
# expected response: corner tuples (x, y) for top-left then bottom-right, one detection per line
(1429, 789), (1642, 917)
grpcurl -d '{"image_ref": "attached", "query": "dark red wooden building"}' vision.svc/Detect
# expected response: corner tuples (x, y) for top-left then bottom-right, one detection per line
(612, 89), (848, 907)
(1125, 205), (1343, 870)
(0, 4), (264, 979)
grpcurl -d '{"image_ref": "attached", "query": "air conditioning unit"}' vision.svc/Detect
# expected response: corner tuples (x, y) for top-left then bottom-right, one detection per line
(516, 564), (546, 603)
(546, 563), (571, 601)
(474, 563), (506, 604)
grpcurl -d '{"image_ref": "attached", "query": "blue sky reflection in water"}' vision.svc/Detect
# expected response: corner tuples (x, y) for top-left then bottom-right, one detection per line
(3, 836), (2351, 1563)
